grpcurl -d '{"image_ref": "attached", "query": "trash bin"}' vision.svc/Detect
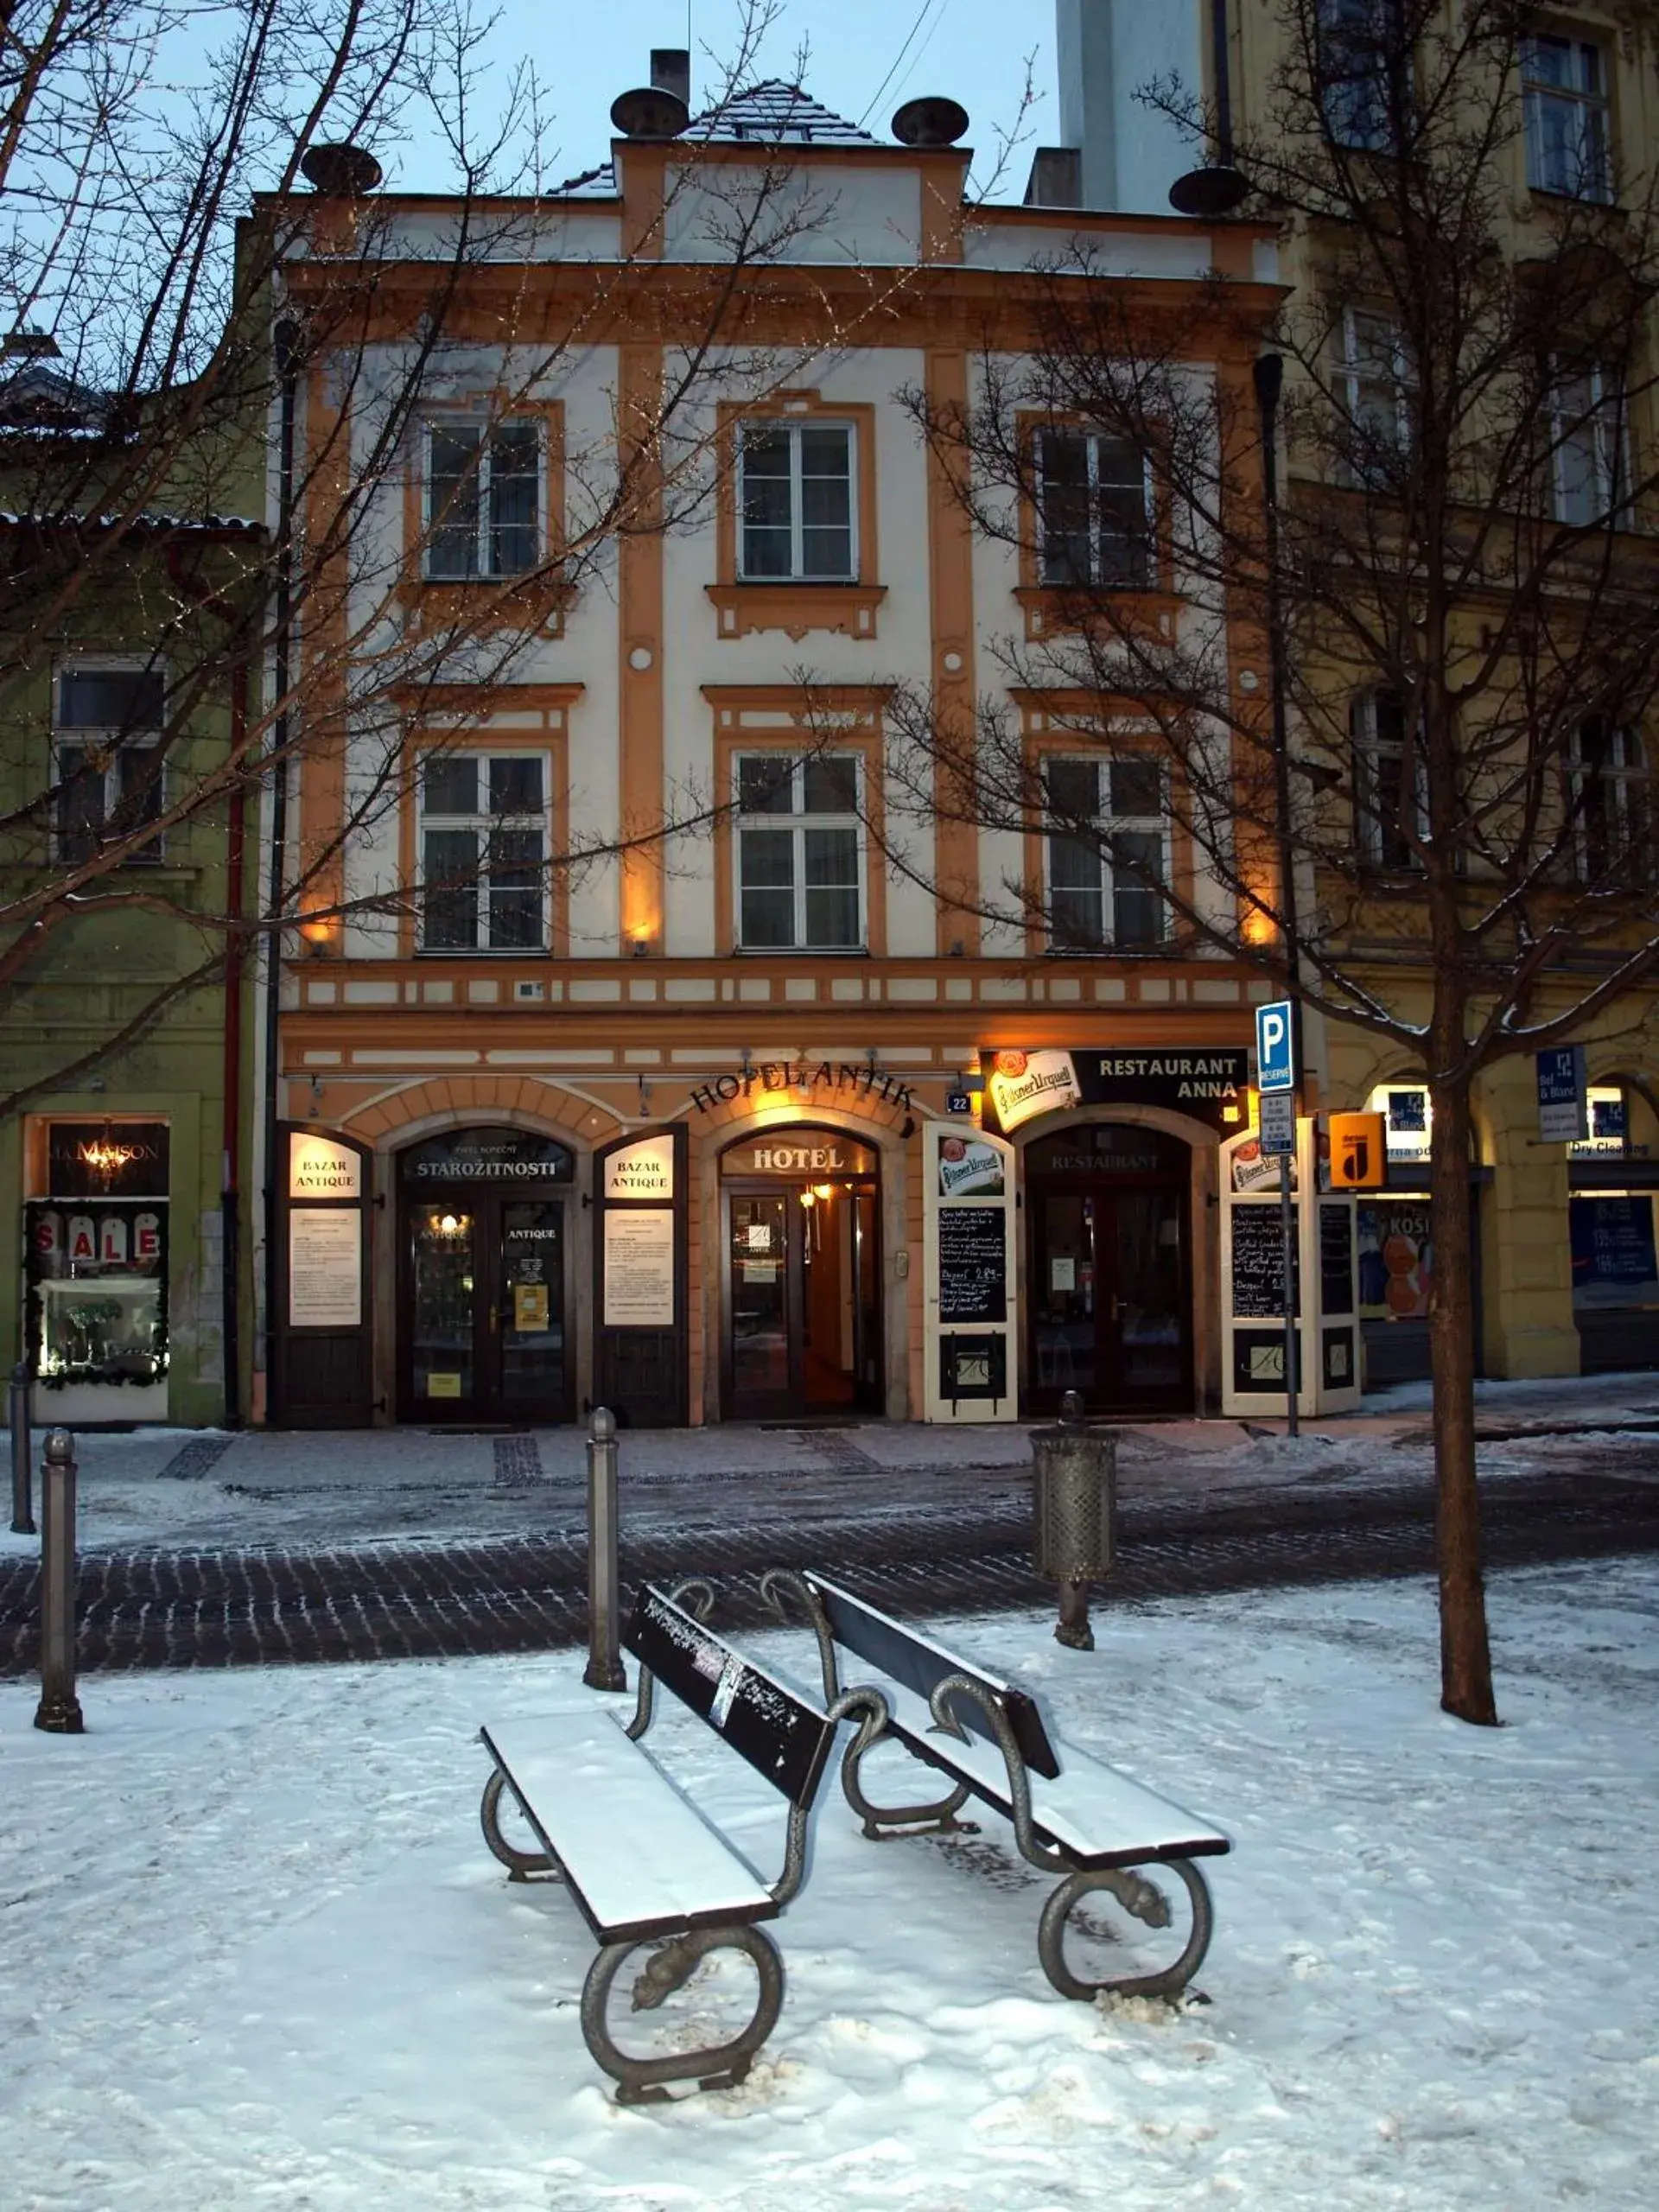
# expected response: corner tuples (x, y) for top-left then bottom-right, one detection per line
(1032, 1390), (1116, 1648)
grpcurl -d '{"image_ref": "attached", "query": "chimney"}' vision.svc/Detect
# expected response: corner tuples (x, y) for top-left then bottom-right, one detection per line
(1023, 147), (1082, 208)
(651, 48), (690, 108)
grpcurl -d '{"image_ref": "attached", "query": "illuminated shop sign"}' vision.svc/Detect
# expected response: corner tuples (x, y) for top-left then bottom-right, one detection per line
(983, 1049), (1249, 1134)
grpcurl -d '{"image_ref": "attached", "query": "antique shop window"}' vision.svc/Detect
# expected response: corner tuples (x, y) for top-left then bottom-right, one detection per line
(25, 1121), (169, 1393)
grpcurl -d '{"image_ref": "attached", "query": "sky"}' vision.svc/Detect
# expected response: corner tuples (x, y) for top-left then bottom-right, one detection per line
(409, 0), (1061, 199)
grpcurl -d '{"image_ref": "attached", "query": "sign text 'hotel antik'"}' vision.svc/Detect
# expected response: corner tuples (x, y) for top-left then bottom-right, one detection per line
(690, 1060), (915, 1116)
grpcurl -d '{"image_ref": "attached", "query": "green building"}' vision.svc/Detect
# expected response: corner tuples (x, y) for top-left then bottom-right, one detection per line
(0, 332), (264, 1429)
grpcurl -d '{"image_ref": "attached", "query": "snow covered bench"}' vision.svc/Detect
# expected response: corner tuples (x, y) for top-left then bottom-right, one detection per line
(764, 1568), (1230, 2003)
(477, 1579), (885, 2106)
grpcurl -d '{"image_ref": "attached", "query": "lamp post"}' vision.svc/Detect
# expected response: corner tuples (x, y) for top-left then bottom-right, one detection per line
(1253, 353), (1302, 1436)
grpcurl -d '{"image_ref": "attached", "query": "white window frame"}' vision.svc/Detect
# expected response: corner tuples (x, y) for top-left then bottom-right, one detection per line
(1351, 689), (1427, 870)
(1550, 364), (1627, 527)
(1568, 720), (1649, 880)
(422, 417), (545, 582)
(1042, 754), (1170, 951)
(1336, 307), (1410, 483)
(1035, 429), (1156, 590)
(52, 658), (167, 866)
(734, 418), (858, 583)
(417, 748), (550, 953)
(1523, 35), (1612, 203)
(733, 751), (867, 952)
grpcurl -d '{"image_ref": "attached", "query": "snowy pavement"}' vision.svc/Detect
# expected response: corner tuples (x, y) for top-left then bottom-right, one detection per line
(5, 1370), (1659, 1557)
(4, 1558), (1657, 2209)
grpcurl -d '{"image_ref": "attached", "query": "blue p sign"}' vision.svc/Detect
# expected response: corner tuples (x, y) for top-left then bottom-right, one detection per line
(1255, 1000), (1296, 1093)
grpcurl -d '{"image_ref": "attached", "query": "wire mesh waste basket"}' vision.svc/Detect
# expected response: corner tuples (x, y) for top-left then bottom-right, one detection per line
(1031, 1391), (1116, 1649)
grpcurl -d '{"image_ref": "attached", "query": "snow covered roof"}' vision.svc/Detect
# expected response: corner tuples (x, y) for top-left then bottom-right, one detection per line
(553, 81), (878, 197)
(683, 82), (880, 148)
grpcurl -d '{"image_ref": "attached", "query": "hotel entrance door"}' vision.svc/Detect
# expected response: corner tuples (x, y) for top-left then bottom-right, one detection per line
(1026, 1124), (1192, 1415)
(720, 1130), (881, 1420)
(397, 1127), (575, 1423)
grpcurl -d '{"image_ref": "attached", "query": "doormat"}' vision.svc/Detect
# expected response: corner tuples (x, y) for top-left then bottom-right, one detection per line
(156, 1434), (235, 1482)
(492, 1433), (544, 1487)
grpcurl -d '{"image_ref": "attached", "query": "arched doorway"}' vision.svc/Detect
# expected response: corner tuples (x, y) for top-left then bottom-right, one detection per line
(396, 1124), (576, 1423)
(1025, 1121), (1193, 1415)
(718, 1126), (882, 1420)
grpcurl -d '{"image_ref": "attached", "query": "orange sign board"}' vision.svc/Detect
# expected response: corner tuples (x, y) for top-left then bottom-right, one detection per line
(1328, 1112), (1388, 1190)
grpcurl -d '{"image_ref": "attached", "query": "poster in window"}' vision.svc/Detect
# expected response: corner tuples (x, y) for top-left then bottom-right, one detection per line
(1571, 1196), (1659, 1307)
(288, 1207), (363, 1329)
(1357, 1202), (1432, 1320)
(604, 1209), (676, 1327)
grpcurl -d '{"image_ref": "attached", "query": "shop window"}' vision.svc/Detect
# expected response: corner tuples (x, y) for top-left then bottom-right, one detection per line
(1316, 0), (1409, 151)
(1523, 35), (1612, 202)
(734, 753), (864, 950)
(53, 663), (167, 864)
(424, 419), (543, 580)
(1568, 719), (1649, 880)
(418, 750), (548, 952)
(737, 420), (857, 582)
(1351, 689), (1424, 870)
(1034, 429), (1153, 589)
(25, 1120), (169, 1395)
(1043, 755), (1166, 950)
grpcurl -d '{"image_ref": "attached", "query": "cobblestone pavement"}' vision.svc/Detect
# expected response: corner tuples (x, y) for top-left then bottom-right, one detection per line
(3, 1452), (1658, 1676)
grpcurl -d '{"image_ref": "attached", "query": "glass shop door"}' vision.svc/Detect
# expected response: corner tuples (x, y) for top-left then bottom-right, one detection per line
(402, 1192), (571, 1423)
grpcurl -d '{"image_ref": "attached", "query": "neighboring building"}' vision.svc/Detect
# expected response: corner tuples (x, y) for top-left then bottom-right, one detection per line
(257, 58), (1284, 1427)
(1029, 2), (1659, 1388)
(0, 339), (263, 1428)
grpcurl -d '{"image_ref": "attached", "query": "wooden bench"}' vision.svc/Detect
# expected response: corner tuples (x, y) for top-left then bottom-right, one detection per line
(478, 1579), (885, 2105)
(764, 1568), (1230, 2003)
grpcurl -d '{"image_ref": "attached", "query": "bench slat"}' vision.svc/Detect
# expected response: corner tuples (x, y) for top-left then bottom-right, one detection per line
(805, 1573), (1060, 1780)
(481, 1715), (779, 1944)
(626, 1585), (836, 1809)
(866, 1673), (1230, 1870)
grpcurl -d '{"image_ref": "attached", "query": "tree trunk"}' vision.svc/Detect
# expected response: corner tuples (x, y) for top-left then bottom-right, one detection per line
(1427, 1076), (1498, 1725)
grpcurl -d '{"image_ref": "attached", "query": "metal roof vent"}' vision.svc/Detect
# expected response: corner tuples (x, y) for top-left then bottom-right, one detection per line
(611, 85), (690, 139)
(301, 143), (383, 195)
(892, 96), (969, 147)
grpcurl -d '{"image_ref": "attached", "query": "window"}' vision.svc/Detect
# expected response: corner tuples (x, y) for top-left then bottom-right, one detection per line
(1523, 36), (1611, 201)
(54, 664), (166, 864)
(425, 420), (542, 580)
(1318, 0), (1401, 152)
(1351, 689), (1423, 869)
(1043, 756), (1167, 950)
(1035, 429), (1154, 588)
(1551, 366), (1625, 526)
(1569, 719), (1649, 880)
(419, 752), (547, 951)
(737, 421), (856, 582)
(1335, 308), (1409, 484)
(735, 753), (863, 950)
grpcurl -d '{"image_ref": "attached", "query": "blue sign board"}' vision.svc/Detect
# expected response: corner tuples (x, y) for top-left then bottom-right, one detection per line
(1255, 1001), (1297, 1094)
(1536, 1046), (1587, 1142)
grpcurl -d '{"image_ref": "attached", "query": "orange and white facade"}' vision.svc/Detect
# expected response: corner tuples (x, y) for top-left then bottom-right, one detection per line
(259, 76), (1285, 1430)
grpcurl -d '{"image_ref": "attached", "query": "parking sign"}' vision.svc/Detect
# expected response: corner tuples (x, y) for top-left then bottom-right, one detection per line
(1255, 1000), (1297, 1093)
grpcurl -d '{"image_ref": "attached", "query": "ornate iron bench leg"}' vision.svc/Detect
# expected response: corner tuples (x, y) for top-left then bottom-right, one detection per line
(480, 1768), (563, 1883)
(1036, 1857), (1214, 2003)
(840, 1722), (976, 1841)
(580, 1925), (785, 2105)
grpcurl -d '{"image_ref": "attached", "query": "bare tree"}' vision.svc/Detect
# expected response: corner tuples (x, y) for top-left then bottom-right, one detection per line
(887, 0), (1659, 1722)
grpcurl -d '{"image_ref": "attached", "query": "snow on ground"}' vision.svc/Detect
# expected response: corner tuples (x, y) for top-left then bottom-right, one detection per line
(5, 1560), (1658, 2210)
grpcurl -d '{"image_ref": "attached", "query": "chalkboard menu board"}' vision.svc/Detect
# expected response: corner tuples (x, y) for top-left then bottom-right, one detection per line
(938, 1206), (1007, 1323)
(1320, 1204), (1354, 1317)
(1231, 1204), (1300, 1318)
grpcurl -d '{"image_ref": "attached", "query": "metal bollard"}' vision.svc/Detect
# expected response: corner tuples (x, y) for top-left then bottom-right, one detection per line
(34, 1429), (84, 1734)
(1031, 1389), (1116, 1652)
(583, 1406), (626, 1692)
(10, 1359), (35, 1536)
